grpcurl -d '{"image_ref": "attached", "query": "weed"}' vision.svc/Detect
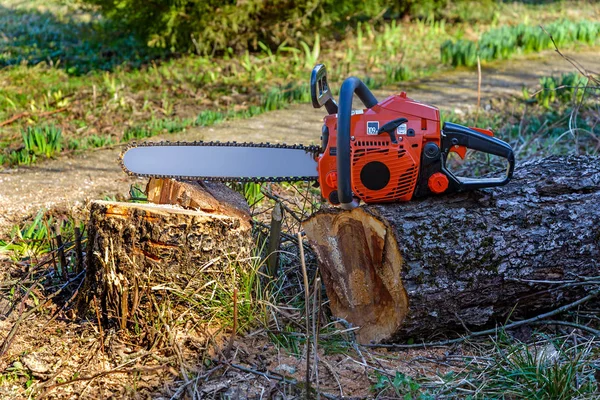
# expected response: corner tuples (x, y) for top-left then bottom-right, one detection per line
(532, 73), (591, 108)
(0, 211), (51, 260)
(129, 183), (147, 202)
(228, 182), (265, 206)
(269, 326), (303, 357)
(372, 371), (433, 399)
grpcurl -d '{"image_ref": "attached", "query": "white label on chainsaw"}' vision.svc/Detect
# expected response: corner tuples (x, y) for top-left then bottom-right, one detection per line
(397, 124), (408, 135)
(351, 109), (364, 116)
(367, 121), (379, 135)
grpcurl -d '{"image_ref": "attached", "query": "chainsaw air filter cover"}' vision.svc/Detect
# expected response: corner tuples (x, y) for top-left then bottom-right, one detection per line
(351, 139), (418, 202)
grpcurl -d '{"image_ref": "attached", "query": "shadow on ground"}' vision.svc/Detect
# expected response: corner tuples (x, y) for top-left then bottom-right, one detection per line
(0, 2), (165, 74)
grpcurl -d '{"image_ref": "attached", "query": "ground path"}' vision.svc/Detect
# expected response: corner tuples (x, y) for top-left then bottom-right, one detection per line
(0, 49), (597, 235)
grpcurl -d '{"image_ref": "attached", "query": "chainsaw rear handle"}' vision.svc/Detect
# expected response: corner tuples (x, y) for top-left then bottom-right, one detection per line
(441, 122), (515, 190)
(337, 77), (379, 209)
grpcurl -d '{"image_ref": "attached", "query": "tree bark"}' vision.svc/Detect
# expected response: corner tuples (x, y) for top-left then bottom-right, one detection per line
(77, 181), (252, 343)
(303, 155), (600, 344)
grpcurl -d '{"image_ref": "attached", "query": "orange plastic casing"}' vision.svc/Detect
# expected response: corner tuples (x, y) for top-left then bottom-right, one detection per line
(317, 92), (441, 204)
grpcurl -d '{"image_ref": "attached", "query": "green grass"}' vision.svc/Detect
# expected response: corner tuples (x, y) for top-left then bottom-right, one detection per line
(445, 334), (600, 399)
(0, 125), (62, 166)
(441, 20), (600, 67)
(0, 0), (163, 75)
(371, 371), (433, 399)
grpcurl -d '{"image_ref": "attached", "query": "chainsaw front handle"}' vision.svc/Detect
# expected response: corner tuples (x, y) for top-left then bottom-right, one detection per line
(337, 77), (379, 209)
(441, 122), (515, 190)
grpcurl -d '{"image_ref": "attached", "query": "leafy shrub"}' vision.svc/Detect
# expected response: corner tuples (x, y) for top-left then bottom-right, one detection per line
(82, 0), (497, 54)
(82, 0), (390, 54)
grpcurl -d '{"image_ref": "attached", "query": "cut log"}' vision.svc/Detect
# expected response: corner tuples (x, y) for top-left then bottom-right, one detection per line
(77, 181), (253, 342)
(303, 155), (600, 343)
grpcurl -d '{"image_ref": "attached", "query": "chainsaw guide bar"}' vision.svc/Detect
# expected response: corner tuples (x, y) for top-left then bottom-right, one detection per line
(119, 140), (322, 183)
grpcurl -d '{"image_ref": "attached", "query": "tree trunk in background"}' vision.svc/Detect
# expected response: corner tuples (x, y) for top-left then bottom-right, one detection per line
(77, 181), (252, 342)
(303, 156), (600, 344)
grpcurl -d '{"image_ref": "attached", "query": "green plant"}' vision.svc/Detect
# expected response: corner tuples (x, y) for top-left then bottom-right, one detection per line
(82, 0), (390, 54)
(227, 182), (265, 206)
(372, 371), (433, 399)
(472, 337), (599, 399)
(535, 73), (590, 108)
(0, 211), (51, 260)
(269, 326), (303, 357)
(441, 20), (600, 67)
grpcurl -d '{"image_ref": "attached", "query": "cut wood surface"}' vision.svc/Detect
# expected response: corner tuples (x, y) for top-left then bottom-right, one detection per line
(303, 155), (600, 343)
(77, 181), (252, 338)
(146, 178), (251, 229)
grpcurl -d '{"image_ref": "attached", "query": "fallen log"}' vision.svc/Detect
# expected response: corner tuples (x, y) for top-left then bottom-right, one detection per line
(303, 155), (600, 343)
(77, 180), (252, 343)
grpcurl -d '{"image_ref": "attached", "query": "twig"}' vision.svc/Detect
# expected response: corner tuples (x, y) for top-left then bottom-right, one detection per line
(262, 190), (304, 223)
(528, 319), (600, 336)
(266, 203), (284, 278)
(93, 296), (105, 354)
(74, 224), (84, 274)
(0, 107), (68, 127)
(224, 287), (238, 358)
(41, 364), (168, 392)
(43, 271), (86, 327)
(226, 362), (296, 384)
(365, 290), (600, 349)
(254, 221), (313, 253)
(541, 25), (599, 85)
(55, 224), (68, 281)
(299, 231), (311, 399)
(475, 55), (481, 125)
(222, 362), (340, 400)
(312, 276), (321, 399)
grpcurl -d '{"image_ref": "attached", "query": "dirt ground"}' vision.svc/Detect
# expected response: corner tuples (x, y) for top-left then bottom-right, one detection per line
(0, 49), (598, 237)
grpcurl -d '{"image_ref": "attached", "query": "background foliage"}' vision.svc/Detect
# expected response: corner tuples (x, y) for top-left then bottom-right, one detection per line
(81, 0), (495, 54)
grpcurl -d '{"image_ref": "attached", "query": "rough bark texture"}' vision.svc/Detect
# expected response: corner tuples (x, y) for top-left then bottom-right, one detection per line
(303, 155), (600, 343)
(77, 181), (252, 340)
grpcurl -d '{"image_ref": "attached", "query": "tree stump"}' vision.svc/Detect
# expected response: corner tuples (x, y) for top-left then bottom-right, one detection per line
(77, 180), (253, 344)
(303, 155), (600, 343)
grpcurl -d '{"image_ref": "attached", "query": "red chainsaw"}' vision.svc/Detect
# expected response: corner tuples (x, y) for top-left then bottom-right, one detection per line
(121, 64), (514, 209)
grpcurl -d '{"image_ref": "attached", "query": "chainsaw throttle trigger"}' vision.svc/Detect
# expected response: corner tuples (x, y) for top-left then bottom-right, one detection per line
(449, 127), (493, 159)
(441, 122), (514, 190)
(377, 117), (408, 144)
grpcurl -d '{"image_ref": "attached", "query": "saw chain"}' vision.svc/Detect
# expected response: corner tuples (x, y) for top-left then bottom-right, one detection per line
(119, 140), (322, 183)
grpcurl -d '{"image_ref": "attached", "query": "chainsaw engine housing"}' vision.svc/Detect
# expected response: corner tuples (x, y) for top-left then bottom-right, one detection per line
(317, 93), (441, 204)
(311, 64), (514, 207)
